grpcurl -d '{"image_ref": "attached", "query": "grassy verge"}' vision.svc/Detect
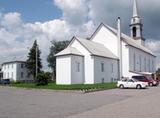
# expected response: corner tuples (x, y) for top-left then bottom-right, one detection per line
(10, 82), (117, 91)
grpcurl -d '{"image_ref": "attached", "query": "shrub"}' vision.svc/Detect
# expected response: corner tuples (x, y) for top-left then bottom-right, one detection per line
(36, 72), (48, 86)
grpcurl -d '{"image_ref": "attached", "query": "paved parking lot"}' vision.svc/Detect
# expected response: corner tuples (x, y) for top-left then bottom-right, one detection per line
(0, 86), (160, 118)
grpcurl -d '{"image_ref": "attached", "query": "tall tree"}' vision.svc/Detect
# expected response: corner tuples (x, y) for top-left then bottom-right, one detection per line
(26, 40), (42, 80)
(47, 40), (69, 81)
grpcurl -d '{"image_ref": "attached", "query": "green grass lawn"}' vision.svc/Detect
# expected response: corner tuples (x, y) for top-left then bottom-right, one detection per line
(10, 82), (117, 91)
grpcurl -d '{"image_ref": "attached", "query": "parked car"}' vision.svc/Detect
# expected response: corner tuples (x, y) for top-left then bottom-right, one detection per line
(0, 79), (10, 85)
(132, 76), (156, 86)
(117, 79), (148, 89)
(146, 76), (159, 86)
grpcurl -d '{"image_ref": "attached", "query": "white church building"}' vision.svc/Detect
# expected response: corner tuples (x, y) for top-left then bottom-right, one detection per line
(55, 0), (156, 85)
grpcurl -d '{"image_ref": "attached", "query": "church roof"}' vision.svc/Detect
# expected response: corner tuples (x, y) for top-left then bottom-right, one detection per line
(90, 23), (156, 57)
(2, 61), (26, 65)
(74, 37), (118, 60)
(56, 36), (118, 59)
(55, 46), (83, 57)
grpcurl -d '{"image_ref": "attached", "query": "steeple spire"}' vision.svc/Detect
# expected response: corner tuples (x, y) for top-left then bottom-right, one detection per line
(130, 0), (145, 46)
(133, 0), (138, 17)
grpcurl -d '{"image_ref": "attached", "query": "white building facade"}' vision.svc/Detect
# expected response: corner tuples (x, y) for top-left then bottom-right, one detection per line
(55, 0), (156, 85)
(2, 61), (33, 82)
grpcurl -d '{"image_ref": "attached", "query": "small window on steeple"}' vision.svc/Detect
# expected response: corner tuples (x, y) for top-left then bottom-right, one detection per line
(133, 27), (137, 37)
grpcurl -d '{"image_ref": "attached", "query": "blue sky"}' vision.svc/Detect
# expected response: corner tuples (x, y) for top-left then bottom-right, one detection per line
(0, 0), (61, 22)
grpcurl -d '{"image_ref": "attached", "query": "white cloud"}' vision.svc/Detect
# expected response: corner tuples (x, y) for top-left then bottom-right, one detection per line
(0, 11), (95, 70)
(146, 40), (160, 68)
(1, 12), (22, 31)
(0, 0), (160, 70)
(146, 40), (160, 54)
(54, 0), (88, 26)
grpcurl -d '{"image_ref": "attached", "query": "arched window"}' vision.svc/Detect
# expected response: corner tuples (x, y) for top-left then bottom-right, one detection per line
(133, 27), (137, 37)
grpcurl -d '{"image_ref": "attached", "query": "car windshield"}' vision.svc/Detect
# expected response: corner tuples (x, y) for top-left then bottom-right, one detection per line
(128, 79), (134, 82)
(146, 77), (153, 80)
(132, 79), (138, 82)
(132, 76), (146, 80)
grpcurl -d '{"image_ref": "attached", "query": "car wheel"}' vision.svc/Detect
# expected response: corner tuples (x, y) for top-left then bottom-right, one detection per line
(136, 84), (142, 89)
(149, 83), (153, 87)
(119, 84), (124, 89)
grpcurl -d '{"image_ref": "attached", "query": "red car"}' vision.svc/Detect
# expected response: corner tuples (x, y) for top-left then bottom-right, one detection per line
(132, 76), (156, 86)
(146, 76), (159, 86)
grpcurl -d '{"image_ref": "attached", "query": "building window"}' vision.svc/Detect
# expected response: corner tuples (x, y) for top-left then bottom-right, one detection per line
(148, 59), (150, 72)
(8, 64), (9, 69)
(133, 27), (137, 37)
(11, 72), (13, 78)
(27, 73), (30, 78)
(139, 55), (142, 72)
(4, 73), (6, 79)
(133, 53), (136, 71)
(144, 57), (146, 71)
(152, 60), (154, 72)
(76, 62), (80, 72)
(101, 62), (104, 72)
(12, 64), (14, 69)
(111, 63), (114, 73)
(4, 65), (6, 70)
(21, 64), (24, 68)
(21, 72), (24, 78)
(7, 72), (9, 78)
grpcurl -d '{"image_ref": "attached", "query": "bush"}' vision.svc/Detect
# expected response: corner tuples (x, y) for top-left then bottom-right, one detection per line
(36, 72), (48, 86)
(45, 72), (52, 82)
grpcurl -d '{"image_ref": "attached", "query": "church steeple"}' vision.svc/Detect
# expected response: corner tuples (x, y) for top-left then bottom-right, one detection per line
(133, 0), (138, 17)
(130, 0), (145, 46)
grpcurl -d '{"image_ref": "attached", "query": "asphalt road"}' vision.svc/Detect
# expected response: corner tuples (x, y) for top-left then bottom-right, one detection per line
(68, 86), (160, 118)
(0, 86), (159, 118)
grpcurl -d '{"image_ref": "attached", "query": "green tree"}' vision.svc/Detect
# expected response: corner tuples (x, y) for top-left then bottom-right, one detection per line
(36, 72), (48, 86)
(47, 40), (69, 81)
(26, 40), (42, 80)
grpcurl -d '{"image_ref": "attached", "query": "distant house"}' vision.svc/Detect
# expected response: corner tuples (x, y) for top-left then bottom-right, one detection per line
(1, 61), (33, 82)
(55, 0), (156, 85)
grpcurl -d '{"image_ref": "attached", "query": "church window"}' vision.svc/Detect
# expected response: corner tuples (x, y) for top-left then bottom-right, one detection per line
(111, 63), (114, 73)
(144, 57), (146, 71)
(133, 18), (136, 22)
(139, 55), (142, 72)
(21, 64), (24, 68)
(101, 63), (104, 72)
(133, 27), (137, 37)
(76, 62), (80, 72)
(148, 59), (151, 72)
(152, 60), (154, 72)
(133, 53), (136, 71)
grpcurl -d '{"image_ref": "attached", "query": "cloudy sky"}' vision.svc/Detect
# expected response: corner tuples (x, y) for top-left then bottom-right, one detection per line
(0, 0), (160, 70)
